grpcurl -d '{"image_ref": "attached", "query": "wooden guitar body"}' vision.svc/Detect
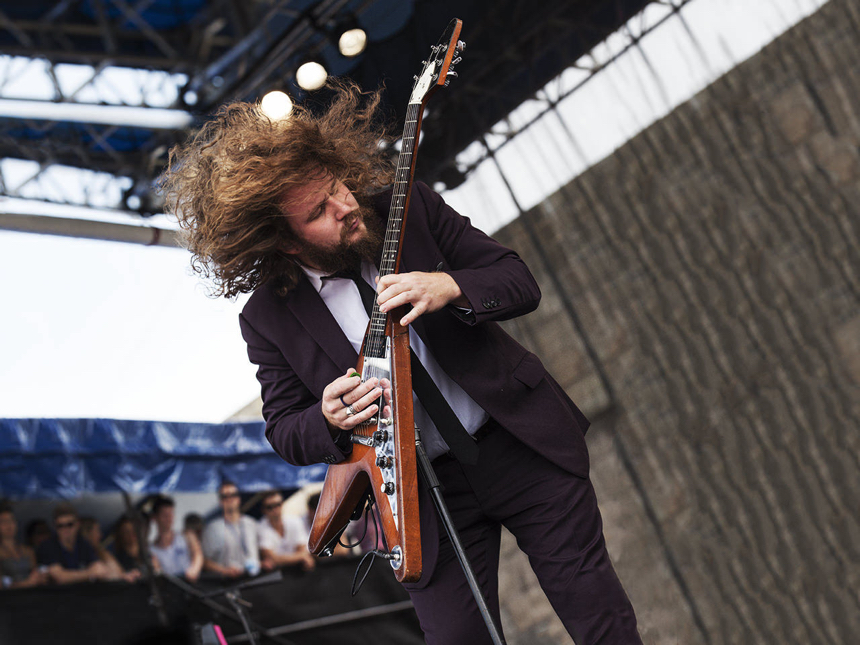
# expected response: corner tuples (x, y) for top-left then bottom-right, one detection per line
(308, 316), (421, 583)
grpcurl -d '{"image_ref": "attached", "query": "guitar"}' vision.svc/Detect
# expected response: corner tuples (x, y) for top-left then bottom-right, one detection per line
(307, 18), (465, 583)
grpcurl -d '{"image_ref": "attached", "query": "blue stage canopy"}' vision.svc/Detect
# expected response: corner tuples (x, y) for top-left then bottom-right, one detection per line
(0, 419), (326, 498)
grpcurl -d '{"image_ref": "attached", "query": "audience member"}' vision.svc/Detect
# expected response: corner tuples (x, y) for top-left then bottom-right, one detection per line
(149, 496), (203, 582)
(183, 513), (204, 544)
(79, 516), (138, 582)
(257, 491), (314, 572)
(0, 500), (48, 589)
(36, 503), (109, 584)
(202, 481), (259, 578)
(112, 514), (159, 575)
(24, 519), (51, 552)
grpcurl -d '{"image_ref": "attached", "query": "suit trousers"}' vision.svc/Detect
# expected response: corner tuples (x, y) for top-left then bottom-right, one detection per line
(403, 426), (642, 645)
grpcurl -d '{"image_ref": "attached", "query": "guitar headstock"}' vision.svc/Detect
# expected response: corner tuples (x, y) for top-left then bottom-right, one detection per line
(409, 18), (464, 105)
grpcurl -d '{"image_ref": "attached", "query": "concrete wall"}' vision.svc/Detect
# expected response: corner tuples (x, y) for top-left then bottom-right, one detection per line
(492, 1), (860, 643)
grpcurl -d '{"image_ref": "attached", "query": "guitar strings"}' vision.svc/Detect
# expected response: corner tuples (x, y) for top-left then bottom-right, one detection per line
(361, 101), (419, 418)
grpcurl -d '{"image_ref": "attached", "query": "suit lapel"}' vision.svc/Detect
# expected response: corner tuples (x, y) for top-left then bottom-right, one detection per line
(283, 275), (359, 373)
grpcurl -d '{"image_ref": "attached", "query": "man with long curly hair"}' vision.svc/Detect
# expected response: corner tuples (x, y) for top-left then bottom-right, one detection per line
(162, 81), (641, 645)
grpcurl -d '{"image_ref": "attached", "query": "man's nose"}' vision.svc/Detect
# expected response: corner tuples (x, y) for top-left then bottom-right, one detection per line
(333, 195), (354, 219)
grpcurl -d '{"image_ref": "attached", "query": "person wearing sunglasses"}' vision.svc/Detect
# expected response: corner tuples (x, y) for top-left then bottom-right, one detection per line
(202, 481), (260, 578)
(35, 503), (109, 585)
(257, 490), (315, 572)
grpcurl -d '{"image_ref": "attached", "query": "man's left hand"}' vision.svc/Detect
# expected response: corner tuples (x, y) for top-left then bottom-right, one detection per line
(376, 271), (468, 326)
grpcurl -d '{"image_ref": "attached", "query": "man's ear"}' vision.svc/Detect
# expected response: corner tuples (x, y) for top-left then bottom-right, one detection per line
(280, 239), (301, 256)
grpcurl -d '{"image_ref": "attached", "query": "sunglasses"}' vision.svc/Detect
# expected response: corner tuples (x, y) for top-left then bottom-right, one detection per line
(263, 502), (283, 511)
(219, 492), (240, 500)
(56, 521), (77, 529)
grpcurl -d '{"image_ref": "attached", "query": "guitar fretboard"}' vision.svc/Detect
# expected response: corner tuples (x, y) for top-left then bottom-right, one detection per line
(364, 101), (422, 359)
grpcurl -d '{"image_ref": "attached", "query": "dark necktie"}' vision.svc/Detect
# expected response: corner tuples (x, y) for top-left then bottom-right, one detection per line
(326, 268), (479, 464)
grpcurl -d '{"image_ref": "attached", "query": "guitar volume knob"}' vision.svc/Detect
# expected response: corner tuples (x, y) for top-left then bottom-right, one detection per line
(376, 456), (393, 469)
(381, 482), (395, 495)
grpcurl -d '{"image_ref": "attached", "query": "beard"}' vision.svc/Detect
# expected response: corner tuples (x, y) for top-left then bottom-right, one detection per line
(298, 202), (385, 275)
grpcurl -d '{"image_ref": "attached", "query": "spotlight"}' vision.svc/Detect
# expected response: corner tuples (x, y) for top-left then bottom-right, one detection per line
(126, 194), (142, 211)
(260, 90), (293, 120)
(296, 61), (327, 91)
(338, 28), (367, 57)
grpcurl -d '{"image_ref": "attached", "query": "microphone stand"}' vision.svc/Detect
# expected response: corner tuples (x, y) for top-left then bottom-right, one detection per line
(164, 569), (298, 645)
(413, 427), (506, 645)
(122, 492), (169, 627)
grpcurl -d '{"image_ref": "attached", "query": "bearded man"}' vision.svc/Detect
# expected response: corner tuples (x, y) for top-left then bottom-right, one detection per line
(162, 81), (641, 645)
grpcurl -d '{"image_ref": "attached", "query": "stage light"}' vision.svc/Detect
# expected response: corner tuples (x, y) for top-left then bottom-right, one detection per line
(296, 61), (327, 91)
(260, 90), (293, 120)
(126, 194), (142, 210)
(338, 28), (367, 57)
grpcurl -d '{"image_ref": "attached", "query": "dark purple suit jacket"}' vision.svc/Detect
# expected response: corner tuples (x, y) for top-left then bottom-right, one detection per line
(239, 182), (591, 585)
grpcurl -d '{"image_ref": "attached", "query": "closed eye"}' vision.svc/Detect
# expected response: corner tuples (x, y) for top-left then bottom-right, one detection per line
(306, 200), (327, 221)
(306, 180), (338, 222)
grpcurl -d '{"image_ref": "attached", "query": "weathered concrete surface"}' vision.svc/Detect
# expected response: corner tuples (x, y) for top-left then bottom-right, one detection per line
(493, 1), (860, 642)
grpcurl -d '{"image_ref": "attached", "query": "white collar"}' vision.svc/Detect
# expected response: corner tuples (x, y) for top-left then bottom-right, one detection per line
(299, 264), (327, 293)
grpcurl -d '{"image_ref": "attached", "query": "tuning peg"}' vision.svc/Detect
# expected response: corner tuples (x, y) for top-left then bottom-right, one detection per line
(452, 57), (462, 65)
(413, 75), (418, 82)
(447, 70), (458, 78)
(456, 40), (466, 53)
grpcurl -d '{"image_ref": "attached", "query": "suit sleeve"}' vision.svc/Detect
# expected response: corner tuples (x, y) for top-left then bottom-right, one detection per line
(411, 182), (541, 325)
(239, 311), (347, 467)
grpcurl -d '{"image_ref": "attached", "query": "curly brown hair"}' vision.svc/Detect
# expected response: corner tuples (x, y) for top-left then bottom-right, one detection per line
(160, 79), (394, 298)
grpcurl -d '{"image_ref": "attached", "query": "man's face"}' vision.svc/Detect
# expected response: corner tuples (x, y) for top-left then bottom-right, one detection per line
(55, 514), (78, 541)
(281, 174), (382, 273)
(262, 495), (283, 521)
(219, 485), (241, 513)
(155, 506), (175, 532)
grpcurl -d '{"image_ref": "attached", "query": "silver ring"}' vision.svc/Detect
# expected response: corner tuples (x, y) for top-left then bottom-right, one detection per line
(346, 404), (357, 417)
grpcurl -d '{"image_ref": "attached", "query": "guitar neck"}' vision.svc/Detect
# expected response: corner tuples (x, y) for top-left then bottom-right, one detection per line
(365, 101), (423, 359)
(361, 17), (463, 361)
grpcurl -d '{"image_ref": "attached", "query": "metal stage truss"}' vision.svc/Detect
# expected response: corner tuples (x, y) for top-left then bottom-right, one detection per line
(0, 0), (654, 234)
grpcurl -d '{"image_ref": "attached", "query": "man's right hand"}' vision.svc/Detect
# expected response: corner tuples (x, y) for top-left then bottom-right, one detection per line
(322, 371), (382, 433)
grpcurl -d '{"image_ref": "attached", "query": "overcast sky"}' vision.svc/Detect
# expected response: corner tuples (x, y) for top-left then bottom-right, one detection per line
(0, 0), (827, 423)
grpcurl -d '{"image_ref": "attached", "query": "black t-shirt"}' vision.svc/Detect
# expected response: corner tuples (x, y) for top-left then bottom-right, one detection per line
(110, 546), (140, 572)
(36, 535), (98, 570)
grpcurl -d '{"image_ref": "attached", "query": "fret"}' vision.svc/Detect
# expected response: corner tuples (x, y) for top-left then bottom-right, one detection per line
(360, 96), (423, 358)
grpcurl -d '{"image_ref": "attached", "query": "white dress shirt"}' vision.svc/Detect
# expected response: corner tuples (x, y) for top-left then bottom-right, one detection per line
(302, 261), (488, 459)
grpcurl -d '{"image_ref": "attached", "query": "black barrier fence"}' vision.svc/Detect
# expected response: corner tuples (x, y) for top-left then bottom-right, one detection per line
(0, 558), (424, 645)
